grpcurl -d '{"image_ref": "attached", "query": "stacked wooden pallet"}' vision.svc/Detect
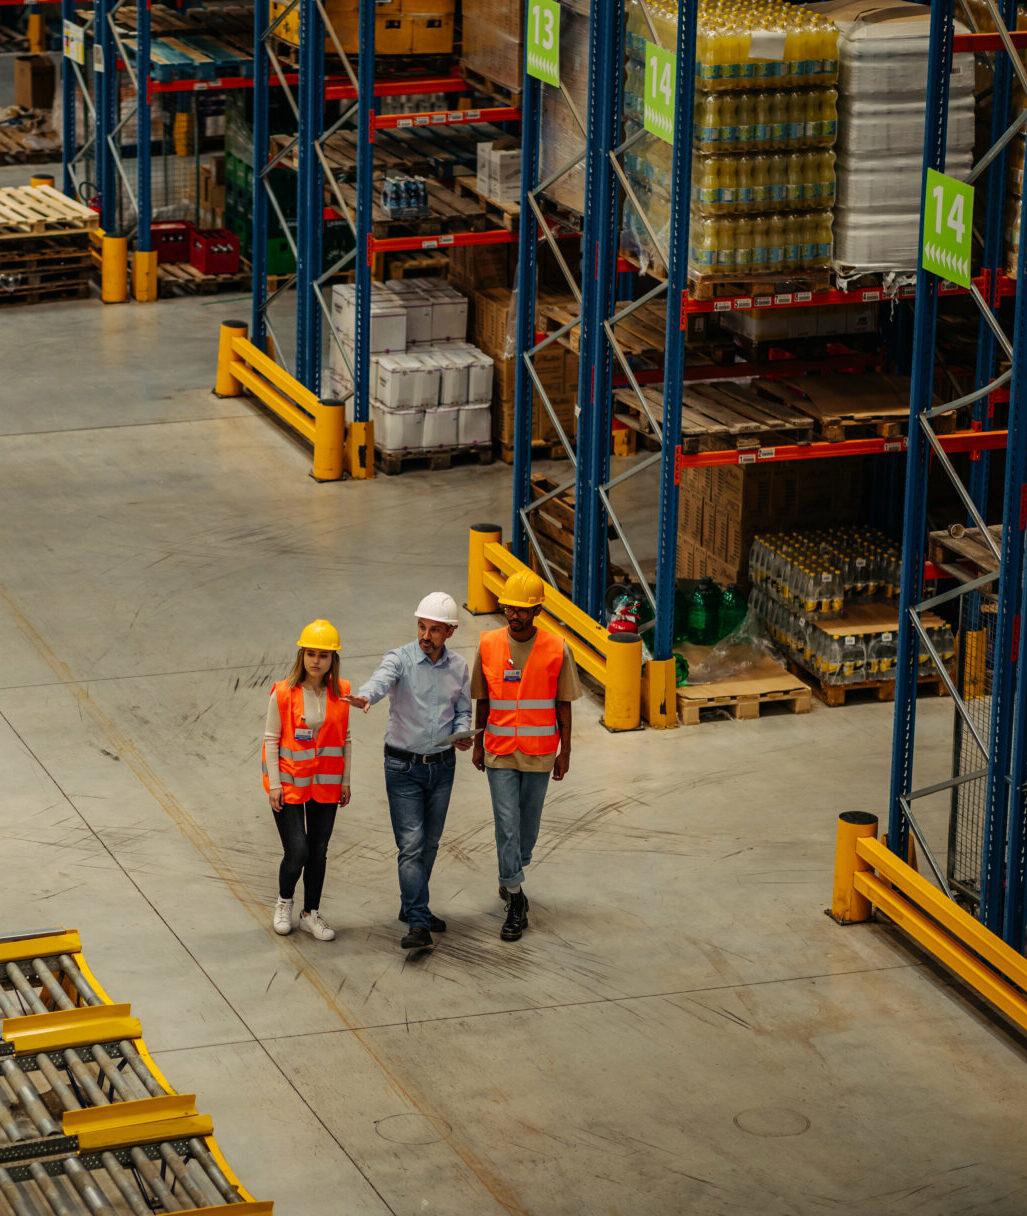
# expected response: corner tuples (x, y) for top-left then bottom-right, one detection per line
(0, 186), (97, 306)
(0, 107), (61, 164)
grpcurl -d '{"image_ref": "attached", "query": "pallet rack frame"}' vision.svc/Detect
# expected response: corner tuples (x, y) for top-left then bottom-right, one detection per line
(888, 0), (1027, 948)
(250, 0), (519, 462)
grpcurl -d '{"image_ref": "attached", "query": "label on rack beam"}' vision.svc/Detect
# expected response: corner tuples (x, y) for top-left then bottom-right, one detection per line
(398, 118), (412, 127)
(440, 235), (455, 245)
(795, 291), (811, 303)
(194, 81), (209, 90)
(738, 452), (756, 464)
(862, 289), (880, 302)
(644, 42), (676, 144)
(758, 448), (775, 460)
(735, 297), (752, 309)
(448, 112), (463, 123)
(93, 43), (104, 73)
(465, 110), (481, 121)
(714, 300), (731, 312)
(422, 239), (439, 249)
(527, 0), (561, 87)
(774, 293), (791, 305)
(884, 439), (907, 452)
(754, 295), (772, 308)
(431, 114), (446, 124)
(63, 20), (85, 64)
(415, 115), (429, 125)
(923, 168), (973, 289)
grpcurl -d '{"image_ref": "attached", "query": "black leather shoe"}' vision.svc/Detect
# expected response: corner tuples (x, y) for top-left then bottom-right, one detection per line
(499, 887), (529, 912)
(401, 926), (433, 950)
(501, 892), (528, 941)
(398, 909), (447, 932)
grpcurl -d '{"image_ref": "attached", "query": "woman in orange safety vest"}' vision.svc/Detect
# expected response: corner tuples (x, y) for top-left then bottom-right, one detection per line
(262, 619), (351, 942)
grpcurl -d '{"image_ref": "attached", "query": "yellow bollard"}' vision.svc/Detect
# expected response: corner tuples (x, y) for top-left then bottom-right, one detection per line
(344, 419), (374, 480)
(642, 657), (678, 729)
(830, 811), (879, 924)
(132, 249), (159, 302)
(466, 524), (503, 614)
(214, 320), (247, 397)
(30, 174), (54, 189)
(27, 15), (45, 52)
(100, 234), (128, 304)
(603, 633), (642, 731)
(312, 401), (345, 482)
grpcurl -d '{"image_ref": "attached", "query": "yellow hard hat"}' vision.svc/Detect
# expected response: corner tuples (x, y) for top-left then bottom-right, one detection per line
(296, 619), (342, 651)
(498, 569), (545, 608)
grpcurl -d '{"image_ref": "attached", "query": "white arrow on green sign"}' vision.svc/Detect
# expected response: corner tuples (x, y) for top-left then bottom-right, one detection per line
(527, 0), (560, 87)
(644, 42), (676, 144)
(922, 168), (973, 289)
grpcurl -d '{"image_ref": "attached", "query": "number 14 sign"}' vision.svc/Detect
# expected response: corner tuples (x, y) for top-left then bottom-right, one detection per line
(922, 168), (973, 289)
(644, 43), (676, 144)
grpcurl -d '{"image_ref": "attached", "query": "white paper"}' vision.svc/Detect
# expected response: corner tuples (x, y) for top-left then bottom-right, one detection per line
(438, 728), (484, 745)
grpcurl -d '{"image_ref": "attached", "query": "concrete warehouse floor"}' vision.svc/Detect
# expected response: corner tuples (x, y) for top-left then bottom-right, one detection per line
(1, 226), (1027, 1212)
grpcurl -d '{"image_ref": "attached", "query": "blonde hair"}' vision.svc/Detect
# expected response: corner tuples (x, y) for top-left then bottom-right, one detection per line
(287, 649), (342, 698)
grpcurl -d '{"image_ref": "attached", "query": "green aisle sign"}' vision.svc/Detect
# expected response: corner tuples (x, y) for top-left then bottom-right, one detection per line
(527, 0), (560, 87)
(644, 42), (676, 144)
(922, 168), (973, 288)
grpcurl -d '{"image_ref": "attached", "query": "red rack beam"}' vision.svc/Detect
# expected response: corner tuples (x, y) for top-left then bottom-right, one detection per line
(373, 106), (520, 130)
(954, 30), (1027, 50)
(151, 70), (470, 98)
(674, 428), (1008, 472)
(369, 228), (516, 254)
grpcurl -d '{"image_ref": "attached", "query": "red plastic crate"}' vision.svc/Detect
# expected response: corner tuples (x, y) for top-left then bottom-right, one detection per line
(151, 220), (194, 264)
(189, 228), (240, 276)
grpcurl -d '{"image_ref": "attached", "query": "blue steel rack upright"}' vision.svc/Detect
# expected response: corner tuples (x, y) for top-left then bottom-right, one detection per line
(888, 0), (1027, 945)
(252, 0), (519, 470)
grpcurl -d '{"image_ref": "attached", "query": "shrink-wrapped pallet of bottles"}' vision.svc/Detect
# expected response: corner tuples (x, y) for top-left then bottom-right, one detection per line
(621, 0), (839, 278)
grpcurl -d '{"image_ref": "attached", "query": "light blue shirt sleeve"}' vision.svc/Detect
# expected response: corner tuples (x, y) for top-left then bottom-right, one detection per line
(358, 642), (471, 754)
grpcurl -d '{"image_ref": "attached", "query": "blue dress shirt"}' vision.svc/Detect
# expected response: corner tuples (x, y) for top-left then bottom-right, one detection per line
(358, 641), (471, 754)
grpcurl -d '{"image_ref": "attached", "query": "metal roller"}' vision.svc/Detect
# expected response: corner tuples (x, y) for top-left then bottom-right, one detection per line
(0, 1061), (58, 1138)
(62, 1161), (112, 1215)
(3, 967), (46, 1017)
(89, 1051), (139, 1105)
(98, 1153), (151, 1216)
(26, 1162), (76, 1216)
(34, 1059), (80, 1115)
(53, 962), (100, 1010)
(186, 1137), (242, 1203)
(112, 1047), (163, 1100)
(62, 1057), (106, 1111)
(0, 1081), (24, 1143)
(0, 1164), (37, 1216)
(128, 1148), (188, 1212)
(157, 1144), (211, 1209)
(29, 965), (74, 1015)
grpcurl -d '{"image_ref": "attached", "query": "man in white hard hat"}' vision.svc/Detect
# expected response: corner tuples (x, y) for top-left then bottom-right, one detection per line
(347, 592), (472, 951)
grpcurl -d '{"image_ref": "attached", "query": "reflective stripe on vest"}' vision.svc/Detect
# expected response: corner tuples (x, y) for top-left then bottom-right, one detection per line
(262, 679), (351, 804)
(480, 628), (564, 756)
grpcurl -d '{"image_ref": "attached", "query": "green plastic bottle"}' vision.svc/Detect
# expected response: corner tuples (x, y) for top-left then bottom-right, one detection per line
(718, 583), (747, 640)
(687, 578), (722, 646)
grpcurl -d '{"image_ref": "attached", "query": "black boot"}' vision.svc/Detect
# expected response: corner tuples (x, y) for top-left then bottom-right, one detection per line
(501, 891), (528, 941)
(499, 886), (529, 913)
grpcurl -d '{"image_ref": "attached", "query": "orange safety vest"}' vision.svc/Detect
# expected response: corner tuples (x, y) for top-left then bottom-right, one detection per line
(480, 628), (563, 756)
(262, 679), (350, 804)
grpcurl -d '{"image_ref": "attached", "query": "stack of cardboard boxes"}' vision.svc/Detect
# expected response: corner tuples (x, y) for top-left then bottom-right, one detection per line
(269, 0), (454, 55)
(460, 0), (523, 92)
(470, 285), (578, 456)
(676, 458), (867, 586)
(196, 154), (226, 230)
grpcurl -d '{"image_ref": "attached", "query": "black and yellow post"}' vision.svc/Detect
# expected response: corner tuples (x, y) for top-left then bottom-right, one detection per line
(642, 658), (678, 729)
(344, 419), (374, 480)
(830, 811), (879, 924)
(30, 174), (54, 189)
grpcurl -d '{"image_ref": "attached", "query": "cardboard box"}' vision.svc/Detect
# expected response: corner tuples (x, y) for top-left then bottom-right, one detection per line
(410, 14), (455, 55)
(14, 56), (55, 110)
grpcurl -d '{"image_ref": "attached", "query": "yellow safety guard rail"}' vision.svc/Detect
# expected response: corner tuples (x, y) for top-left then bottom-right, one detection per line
(467, 525), (642, 731)
(215, 320), (372, 481)
(0, 929), (82, 964)
(831, 812), (1027, 1033)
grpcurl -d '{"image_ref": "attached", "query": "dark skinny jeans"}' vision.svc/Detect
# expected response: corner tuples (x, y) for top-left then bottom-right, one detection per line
(273, 801), (337, 912)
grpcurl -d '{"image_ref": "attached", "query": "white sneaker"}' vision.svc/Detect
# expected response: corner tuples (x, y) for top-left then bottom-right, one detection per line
(273, 897), (293, 936)
(299, 909), (336, 942)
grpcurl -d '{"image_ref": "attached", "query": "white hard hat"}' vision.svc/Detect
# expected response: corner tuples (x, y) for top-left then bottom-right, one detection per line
(414, 592), (459, 626)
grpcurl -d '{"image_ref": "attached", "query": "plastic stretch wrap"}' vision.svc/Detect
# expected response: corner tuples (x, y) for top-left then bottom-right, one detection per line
(539, 5), (591, 215)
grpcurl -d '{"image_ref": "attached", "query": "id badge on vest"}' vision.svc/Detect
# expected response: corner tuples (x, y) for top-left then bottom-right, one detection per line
(503, 669), (522, 682)
(295, 727), (314, 741)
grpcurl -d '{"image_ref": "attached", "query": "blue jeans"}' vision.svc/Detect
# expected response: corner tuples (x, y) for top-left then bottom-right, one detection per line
(384, 750), (456, 929)
(486, 768), (551, 888)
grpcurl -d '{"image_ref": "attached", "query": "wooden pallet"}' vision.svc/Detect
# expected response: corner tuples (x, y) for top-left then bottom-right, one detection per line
(452, 178), (519, 231)
(0, 109), (61, 165)
(384, 249), (449, 279)
(457, 65), (522, 109)
(497, 438), (571, 465)
(375, 443), (494, 475)
(689, 268), (832, 301)
(0, 186), (98, 241)
(0, 280), (91, 307)
(0, 239), (92, 275)
(152, 259), (249, 296)
(928, 524), (1002, 578)
(615, 378), (815, 451)
(677, 652), (812, 725)
(774, 371), (920, 443)
(786, 659), (948, 708)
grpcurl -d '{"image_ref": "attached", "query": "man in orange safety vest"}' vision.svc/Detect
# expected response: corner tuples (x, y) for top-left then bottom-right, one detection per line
(471, 569), (581, 941)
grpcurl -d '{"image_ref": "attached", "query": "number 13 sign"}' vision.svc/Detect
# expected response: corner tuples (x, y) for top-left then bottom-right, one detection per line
(527, 0), (560, 87)
(922, 168), (973, 289)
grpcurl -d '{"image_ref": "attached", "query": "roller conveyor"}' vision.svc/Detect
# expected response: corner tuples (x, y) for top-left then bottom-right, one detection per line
(0, 930), (272, 1216)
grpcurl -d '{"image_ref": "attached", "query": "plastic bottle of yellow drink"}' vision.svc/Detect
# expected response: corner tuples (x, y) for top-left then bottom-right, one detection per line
(735, 216), (754, 273)
(820, 86), (838, 146)
(696, 92), (718, 151)
(787, 90), (805, 145)
(735, 155), (753, 211)
(819, 149), (836, 205)
(695, 155), (716, 209)
(750, 153), (770, 209)
(737, 91), (756, 149)
(718, 156), (737, 210)
(799, 213), (817, 268)
(689, 211), (709, 269)
(781, 214), (799, 270)
(767, 152), (786, 205)
(751, 215), (769, 271)
(736, 28), (756, 88)
(820, 22), (839, 84)
(766, 213), (785, 272)
(710, 217), (732, 273)
(803, 152), (821, 207)
(769, 91), (788, 148)
(720, 91), (740, 149)
(751, 91), (770, 146)
(786, 150), (804, 208)
(815, 210), (833, 266)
